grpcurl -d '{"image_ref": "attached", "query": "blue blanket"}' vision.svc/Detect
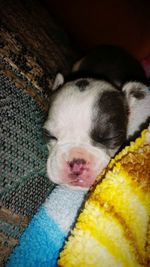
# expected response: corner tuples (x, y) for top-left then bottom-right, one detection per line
(6, 185), (87, 267)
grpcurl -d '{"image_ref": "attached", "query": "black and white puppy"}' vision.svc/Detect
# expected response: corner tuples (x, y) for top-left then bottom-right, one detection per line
(44, 45), (150, 189)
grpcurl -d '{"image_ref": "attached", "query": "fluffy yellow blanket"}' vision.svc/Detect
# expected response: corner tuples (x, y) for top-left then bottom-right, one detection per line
(58, 126), (150, 267)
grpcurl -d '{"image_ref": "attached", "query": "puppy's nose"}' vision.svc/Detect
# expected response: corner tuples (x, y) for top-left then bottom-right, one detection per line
(68, 158), (86, 176)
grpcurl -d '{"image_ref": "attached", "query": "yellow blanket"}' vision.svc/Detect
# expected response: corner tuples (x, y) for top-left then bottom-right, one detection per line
(58, 127), (150, 267)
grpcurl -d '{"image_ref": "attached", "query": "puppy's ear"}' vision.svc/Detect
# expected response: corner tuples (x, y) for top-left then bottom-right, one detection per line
(122, 81), (147, 108)
(122, 82), (150, 138)
(52, 73), (64, 91)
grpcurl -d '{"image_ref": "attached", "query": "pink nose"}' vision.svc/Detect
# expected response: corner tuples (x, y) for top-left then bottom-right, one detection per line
(68, 158), (87, 176)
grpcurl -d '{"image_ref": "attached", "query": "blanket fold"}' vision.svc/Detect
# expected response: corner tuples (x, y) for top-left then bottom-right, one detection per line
(6, 126), (150, 267)
(6, 186), (87, 267)
(58, 127), (150, 267)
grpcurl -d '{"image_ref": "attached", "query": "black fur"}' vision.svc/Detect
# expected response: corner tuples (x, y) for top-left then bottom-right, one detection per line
(75, 79), (89, 91)
(76, 45), (148, 88)
(91, 90), (128, 149)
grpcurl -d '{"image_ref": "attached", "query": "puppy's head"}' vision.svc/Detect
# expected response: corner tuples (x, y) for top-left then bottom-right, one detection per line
(44, 74), (128, 189)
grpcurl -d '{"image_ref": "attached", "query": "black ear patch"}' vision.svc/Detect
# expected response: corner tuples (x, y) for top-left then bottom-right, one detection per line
(75, 79), (89, 91)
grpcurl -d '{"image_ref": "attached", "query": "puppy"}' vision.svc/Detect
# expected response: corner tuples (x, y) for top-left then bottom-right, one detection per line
(44, 45), (150, 189)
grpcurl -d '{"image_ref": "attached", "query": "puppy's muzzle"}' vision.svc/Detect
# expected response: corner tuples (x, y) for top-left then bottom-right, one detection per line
(47, 145), (110, 189)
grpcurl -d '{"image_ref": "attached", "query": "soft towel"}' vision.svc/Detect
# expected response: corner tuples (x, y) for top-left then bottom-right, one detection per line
(6, 127), (150, 267)
(6, 186), (87, 267)
(58, 127), (150, 267)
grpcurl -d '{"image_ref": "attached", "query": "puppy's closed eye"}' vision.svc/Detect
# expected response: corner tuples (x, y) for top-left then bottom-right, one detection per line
(102, 133), (126, 148)
(43, 128), (58, 143)
(92, 132), (126, 149)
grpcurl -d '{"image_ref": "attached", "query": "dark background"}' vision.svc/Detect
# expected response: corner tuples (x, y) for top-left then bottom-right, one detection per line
(45, 0), (150, 60)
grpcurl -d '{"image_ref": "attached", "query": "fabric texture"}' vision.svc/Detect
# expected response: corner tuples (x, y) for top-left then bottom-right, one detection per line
(6, 186), (86, 267)
(58, 127), (150, 267)
(1, 1), (150, 266)
(0, 1), (78, 264)
(5, 127), (150, 267)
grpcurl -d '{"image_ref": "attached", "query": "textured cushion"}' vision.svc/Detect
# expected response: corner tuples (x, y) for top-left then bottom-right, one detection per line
(0, 1), (78, 264)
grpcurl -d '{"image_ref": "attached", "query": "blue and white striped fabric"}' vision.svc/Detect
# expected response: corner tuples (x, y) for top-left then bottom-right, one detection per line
(6, 186), (87, 267)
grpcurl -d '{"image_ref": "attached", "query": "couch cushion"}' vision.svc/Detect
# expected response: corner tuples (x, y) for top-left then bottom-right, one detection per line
(0, 1), (78, 264)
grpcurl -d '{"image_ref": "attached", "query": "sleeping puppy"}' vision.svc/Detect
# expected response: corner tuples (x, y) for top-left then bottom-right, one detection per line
(44, 45), (150, 189)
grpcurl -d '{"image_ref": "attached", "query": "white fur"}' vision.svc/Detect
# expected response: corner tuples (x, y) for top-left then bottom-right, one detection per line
(52, 73), (64, 91)
(45, 79), (117, 146)
(45, 76), (150, 188)
(123, 82), (150, 137)
(44, 79), (117, 188)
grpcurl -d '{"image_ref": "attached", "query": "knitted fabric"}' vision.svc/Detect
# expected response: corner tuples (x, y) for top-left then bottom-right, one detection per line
(0, 6), (78, 264)
(1, 74), (48, 198)
(58, 127), (150, 267)
(0, 72), (54, 241)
